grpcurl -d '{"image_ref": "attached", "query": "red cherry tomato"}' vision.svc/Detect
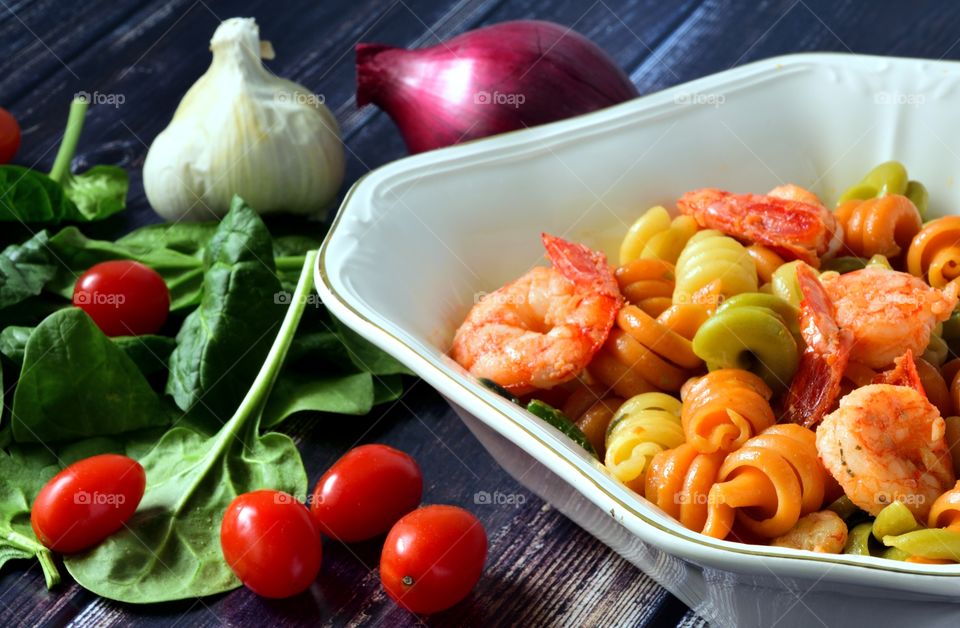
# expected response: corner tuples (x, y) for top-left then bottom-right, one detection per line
(0, 107), (20, 164)
(311, 444), (422, 542)
(31, 454), (145, 553)
(220, 490), (322, 598)
(380, 505), (487, 615)
(73, 260), (170, 336)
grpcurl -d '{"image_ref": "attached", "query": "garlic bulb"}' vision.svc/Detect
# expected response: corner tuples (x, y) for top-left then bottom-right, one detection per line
(144, 17), (345, 221)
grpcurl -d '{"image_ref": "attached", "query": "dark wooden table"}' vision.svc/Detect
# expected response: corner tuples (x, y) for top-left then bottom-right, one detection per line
(2, 0), (958, 626)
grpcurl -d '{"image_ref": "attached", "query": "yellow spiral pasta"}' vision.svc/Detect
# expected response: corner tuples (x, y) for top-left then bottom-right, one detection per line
(619, 205), (699, 265)
(680, 369), (776, 454)
(907, 216), (960, 288)
(615, 259), (675, 317)
(929, 480), (960, 530)
(588, 304), (704, 397)
(834, 195), (923, 261)
(604, 392), (685, 492)
(673, 230), (757, 307)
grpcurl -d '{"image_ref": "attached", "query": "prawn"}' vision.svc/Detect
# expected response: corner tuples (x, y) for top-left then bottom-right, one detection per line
(451, 233), (621, 395)
(782, 264), (853, 428)
(816, 383), (955, 519)
(769, 510), (848, 554)
(820, 267), (958, 369)
(677, 184), (843, 266)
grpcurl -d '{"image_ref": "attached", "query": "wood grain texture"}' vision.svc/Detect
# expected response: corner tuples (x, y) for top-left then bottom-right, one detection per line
(3, 0), (959, 625)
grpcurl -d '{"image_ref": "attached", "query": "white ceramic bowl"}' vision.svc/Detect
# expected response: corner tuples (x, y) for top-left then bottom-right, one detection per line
(316, 53), (960, 627)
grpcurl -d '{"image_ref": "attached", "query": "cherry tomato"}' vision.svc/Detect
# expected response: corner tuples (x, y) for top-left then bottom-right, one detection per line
(31, 454), (145, 553)
(73, 260), (170, 336)
(220, 490), (322, 598)
(311, 444), (422, 542)
(0, 107), (20, 164)
(380, 505), (487, 615)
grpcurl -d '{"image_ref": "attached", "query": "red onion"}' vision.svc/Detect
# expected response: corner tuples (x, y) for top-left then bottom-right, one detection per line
(356, 20), (639, 153)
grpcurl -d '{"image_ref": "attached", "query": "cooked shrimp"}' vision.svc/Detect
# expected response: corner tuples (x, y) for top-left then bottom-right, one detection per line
(677, 185), (843, 267)
(451, 233), (621, 395)
(783, 264), (853, 428)
(769, 510), (848, 553)
(769, 184), (844, 259)
(816, 384), (955, 519)
(821, 267), (958, 369)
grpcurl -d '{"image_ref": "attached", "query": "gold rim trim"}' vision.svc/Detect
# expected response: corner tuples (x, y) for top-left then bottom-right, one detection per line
(317, 124), (959, 582)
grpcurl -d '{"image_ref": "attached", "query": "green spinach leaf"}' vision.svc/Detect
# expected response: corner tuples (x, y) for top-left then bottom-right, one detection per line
(47, 99), (127, 222)
(333, 317), (412, 376)
(0, 446), (61, 588)
(0, 166), (77, 223)
(0, 231), (57, 310)
(116, 221), (217, 256)
(166, 197), (283, 426)
(373, 374), (404, 405)
(0, 98), (128, 224)
(63, 252), (317, 603)
(262, 372), (374, 428)
(1, 325), (174, 379)
(0, 325), (31, 365)
(47, 227), (204, 312)
(110, 335), (177, 378)
(11, 308), (170, 443)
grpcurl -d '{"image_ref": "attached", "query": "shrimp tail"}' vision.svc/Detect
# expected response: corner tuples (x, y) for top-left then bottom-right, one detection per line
(541, 233), (620, 298)
(873, 350), (926, 397)
(783, 264), (853, 427)
(677, 188), (828, 267)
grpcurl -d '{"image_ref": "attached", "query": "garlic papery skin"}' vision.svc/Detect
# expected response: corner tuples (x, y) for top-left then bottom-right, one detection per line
(144, 17), (345, 221)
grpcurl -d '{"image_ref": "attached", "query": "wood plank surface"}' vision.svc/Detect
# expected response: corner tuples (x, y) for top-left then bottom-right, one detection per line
(3, 0), (958, 626)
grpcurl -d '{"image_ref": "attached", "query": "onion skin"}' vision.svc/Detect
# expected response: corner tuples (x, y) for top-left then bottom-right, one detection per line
(356, 20), (639, 153)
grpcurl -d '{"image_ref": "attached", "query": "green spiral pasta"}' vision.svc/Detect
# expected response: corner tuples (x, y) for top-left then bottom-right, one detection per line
(691, 293), (800, 391)
(844, 522), (874, 555)
(837, 161), (929, 219)
(769, 260), (809, 308)
(923, 327), (949, 366)
(872, 501), (921, 541)
(882, 528), (960, 560)
(821, 256), (867, 274)
(673, 230), (757, 306)
(619, 205), (698, 265)
(604, 392), (684, 492)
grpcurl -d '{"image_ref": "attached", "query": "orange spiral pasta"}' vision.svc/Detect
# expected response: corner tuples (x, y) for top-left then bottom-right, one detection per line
(746, 244), (786, 284)
(656, 303), (710, 340)
(615, 259), (675, 317)
(704, 424), (827, 539)
(645, 424), (826, 539)
(645, 443), (725, 533)
(907, 216), (960, 288)
(562, 393), (625, 460)
(587, 304), (704, 397)
(834, 195), (923, 261)
(680, 369), (776, 454)
(929, 480), (960, 529)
